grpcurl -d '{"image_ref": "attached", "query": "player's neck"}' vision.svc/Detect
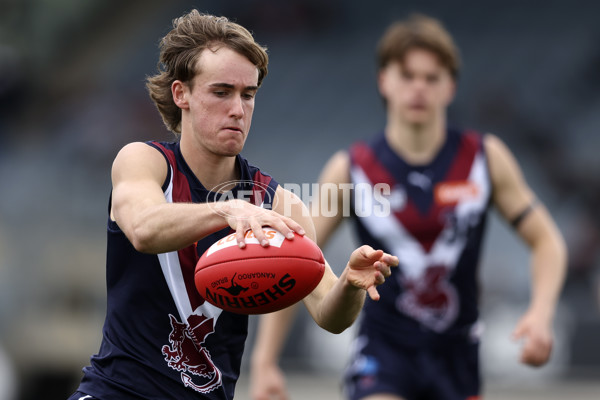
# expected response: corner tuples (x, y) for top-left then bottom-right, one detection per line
(180, 136), (239, 192)
(385, 118), (446, 165)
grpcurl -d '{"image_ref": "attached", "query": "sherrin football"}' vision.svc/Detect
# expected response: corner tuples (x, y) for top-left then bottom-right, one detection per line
(195, 227), (325, 314)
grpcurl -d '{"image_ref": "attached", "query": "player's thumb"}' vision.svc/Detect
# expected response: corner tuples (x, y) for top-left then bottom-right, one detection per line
(511, 322), (527, 341)
(361, 245), (383, 261)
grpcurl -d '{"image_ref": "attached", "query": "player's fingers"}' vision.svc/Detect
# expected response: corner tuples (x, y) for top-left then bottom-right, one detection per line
(531, 337), (552, 364)
(235, 222), (249, 248)
(521, 345), (550, 367)
(360, 245), (382, 261)
(252, 384), (279, 400)
(511, 323), (526, 341)
(281, 214), (305, 237)
(376, 270), (386, 285)
(522, 354), (546, 367)
(366, 285), (381, 301)
(249, 220), (270, 247)
(265, 215), (297, 240)
(517, 329), (551, 366)
(349, 246), (385, 270)
(357, 244), (374, 257)
(277, 389), (290, 400)
(381, 253), (399, 267)
(375, 261), (392, 278)
(264, 385), (289, 400)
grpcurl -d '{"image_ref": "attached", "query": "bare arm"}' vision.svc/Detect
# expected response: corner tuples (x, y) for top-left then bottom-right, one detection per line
(252, 150), (351, 351)
(486, 134), (567, 366)
(251, 151), (373, 400)
(272, 185), (395, 332)
(312, 150), (350, 247)
(111, 142), (305, 254)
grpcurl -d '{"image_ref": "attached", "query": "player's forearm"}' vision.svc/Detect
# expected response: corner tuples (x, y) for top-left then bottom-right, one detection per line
(121, 201), (229, 254)
(528, 233), (567, 320)
(313, 267), (366, 334)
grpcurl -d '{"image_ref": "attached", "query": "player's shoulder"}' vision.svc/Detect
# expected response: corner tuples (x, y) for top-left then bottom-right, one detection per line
(318, 149), (351, 186)
(274, 184), (303, 206)
(452, 127), (508, 158)
(115, 141), (170, 160)
(328, 149), (351, 167)
(112, 141), (170, 179)
(479, 133), (524, 188)
(481, 133), (513, 159)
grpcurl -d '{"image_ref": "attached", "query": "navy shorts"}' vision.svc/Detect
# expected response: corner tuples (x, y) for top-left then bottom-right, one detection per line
(343, 327), (481, 400)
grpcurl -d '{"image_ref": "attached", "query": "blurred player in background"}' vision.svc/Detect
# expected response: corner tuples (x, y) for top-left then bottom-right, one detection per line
(250, 13), (567, 400)
(67, 9), (398, 400)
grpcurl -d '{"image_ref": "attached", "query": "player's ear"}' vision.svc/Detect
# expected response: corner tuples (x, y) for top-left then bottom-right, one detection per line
(444, 78), (457, 105)
(172, 80), (190, 110)
(377, 68), (390, 99)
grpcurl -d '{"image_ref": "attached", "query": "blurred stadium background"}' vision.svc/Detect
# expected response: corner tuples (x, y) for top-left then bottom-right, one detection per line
(1, 0), (599, 399)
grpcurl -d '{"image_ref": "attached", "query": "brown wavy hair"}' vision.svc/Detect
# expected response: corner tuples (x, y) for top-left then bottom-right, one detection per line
(377, 14), (460, 80)
(146, 10), (269, 135)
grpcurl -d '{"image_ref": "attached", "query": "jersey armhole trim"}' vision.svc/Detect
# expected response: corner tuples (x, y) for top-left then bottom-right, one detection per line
(146, 141), (172, 192)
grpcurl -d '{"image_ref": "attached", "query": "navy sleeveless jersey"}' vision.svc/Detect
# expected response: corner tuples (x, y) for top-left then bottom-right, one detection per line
(76, 141), (279, 399)
(349, 129), (491, 345)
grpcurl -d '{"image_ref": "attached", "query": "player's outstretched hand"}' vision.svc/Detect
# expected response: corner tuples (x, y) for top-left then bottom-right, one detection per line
(347, 245), (398, 301)
(511, 309), (554, 367)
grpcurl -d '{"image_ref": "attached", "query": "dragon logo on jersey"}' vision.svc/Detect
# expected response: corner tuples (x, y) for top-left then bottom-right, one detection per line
(396, 265), (459, 332)
(162, 314), (222, 393)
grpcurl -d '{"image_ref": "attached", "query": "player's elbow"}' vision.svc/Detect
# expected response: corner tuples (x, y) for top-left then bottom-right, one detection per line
(316, 313), (358, 334)
(324, 323), (351, 335)
(129, 223), (162, 254)
(543, 228), (568, 268)
(554, 235), (568, 275)
(310, 286), (364, 333)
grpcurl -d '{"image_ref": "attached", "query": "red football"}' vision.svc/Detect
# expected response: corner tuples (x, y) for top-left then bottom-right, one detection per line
(195, 227), (325, 314)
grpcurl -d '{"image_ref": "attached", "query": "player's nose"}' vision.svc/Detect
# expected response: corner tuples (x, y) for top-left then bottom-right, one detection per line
(229, 95), (245, 118)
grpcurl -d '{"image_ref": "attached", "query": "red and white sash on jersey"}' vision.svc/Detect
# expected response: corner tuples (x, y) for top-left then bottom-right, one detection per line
(157, 165), (224, 394)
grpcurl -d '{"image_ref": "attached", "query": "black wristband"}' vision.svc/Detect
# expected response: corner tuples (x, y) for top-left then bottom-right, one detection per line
(510, 200), (538, 228)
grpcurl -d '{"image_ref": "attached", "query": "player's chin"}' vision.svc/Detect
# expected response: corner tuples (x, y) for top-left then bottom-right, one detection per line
(221, 149), (242, 157)
(217, 133), (247, 153)
(218, 143), (245, 157)
(405, 114), (430, 125)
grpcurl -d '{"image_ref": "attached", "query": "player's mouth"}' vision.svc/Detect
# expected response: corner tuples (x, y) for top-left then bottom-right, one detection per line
(224, 126), (244, 134)
(408, 102), (427, 110)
